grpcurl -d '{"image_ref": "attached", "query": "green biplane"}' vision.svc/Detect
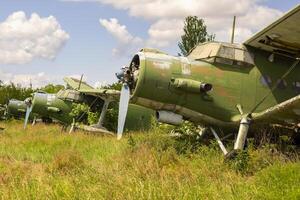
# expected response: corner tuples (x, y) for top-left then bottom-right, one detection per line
(23, 77), (154, 134)
(116, 5), (300, 156)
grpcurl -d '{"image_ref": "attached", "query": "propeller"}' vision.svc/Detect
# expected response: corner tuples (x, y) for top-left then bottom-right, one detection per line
(24, 98), (33, 129)
(117, 83), (130, 140)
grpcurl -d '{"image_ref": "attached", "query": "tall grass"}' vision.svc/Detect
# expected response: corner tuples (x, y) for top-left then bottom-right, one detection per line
(0, 120), (299, 199)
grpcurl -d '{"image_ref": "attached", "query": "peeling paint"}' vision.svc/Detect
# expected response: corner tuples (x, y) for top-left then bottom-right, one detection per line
(153, 61), (171, 70)
(46, 94), (56, 106)
(285, 119), (295, 124)
(182, 63), (191, 75)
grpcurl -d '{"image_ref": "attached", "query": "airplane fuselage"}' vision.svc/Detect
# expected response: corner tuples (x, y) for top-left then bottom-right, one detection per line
(32, 92), (73, 124)
(32, 91), (155, 131)
(129, 48), (300, 127)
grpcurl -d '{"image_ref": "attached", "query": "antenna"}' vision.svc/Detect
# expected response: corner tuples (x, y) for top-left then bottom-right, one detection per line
(29, 78), (32, 89)
(231, 16), (236, 44)
(78, 74), (83, 90)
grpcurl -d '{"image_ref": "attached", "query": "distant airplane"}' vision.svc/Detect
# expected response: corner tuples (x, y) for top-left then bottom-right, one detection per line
(23, 77), (154, 134)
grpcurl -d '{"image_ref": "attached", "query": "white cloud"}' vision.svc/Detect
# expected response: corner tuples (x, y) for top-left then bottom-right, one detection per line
(0, 11), (69, 64)
(100, 18), (133, 44)
(0, 71), (60, 88)
(99, 18), (142, 56)
(147, 19), (184, 48)
(65, 0), (254, 19)
(69, 0), (283, 55)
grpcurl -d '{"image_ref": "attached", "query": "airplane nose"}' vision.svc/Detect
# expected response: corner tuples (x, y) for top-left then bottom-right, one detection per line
(31, 92), (47, 114)
(31, 93), (37, 109)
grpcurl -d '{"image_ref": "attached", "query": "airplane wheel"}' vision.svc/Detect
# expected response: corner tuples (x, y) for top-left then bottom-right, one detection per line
(292, 128), (300, 145)
(224, 150), (239, 161)
(42, 117), (52, 124)
(61, 125), (68, 132)
(224, 139), (248, 161)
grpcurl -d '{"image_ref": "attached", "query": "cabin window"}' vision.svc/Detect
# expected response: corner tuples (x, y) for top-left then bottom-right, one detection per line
(215, 57), (233, 65)
(57, 90), (82, 102)
(260, 75), (272, 87)
(187, 42), (255, 67)
(277, 79), (287, 89)
(293, 81), (300, 93)
(66, 91), (81, 101)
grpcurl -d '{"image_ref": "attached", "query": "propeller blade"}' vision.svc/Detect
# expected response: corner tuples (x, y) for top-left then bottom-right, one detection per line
(24, 105), (32, 129)
(117, 83), (130, 140)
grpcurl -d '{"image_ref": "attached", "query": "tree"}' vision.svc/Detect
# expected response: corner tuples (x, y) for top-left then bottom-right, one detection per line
(0, 82), (34, 105)
(178, 16), (215, 56)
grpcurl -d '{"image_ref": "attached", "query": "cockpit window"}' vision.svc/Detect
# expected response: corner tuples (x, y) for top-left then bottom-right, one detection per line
(188, 42), (255, 67)
(57, 89), (82, 102)
(260, 75), (272, 87)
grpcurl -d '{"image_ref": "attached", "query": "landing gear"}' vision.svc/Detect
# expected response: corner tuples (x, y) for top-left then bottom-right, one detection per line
(211, 116), (252, 159)
(93, 100), (110, 129)
(292, 127), (300, 145)
(210, 127), (228, 155)
(32, 116), (37, 126)
(61, 125), (68, 132)
(69, 118), (76, 134)
(68, 99), (112, 134)
(233, 116), (251, 150)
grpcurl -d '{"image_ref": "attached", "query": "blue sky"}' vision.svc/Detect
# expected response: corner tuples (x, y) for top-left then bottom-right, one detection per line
(0, 0), (299, 87)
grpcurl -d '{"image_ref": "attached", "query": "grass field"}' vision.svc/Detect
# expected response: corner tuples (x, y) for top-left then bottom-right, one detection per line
(0, 120), (299, 200)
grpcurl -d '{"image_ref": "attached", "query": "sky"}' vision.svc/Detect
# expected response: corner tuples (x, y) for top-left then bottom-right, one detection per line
(0, 0), (299, 88)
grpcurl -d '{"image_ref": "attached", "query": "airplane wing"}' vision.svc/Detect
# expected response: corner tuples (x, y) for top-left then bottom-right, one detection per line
(63, 77), (121, 101)
(251, 95), (300, 127)
(244, 4), (300, 57)
(78, 88), (120, 102)
(63, 77), (94, 90)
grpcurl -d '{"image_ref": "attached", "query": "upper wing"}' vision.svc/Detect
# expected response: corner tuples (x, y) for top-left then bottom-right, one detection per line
(63, 77), (94, 90)
(63, 77), (121, 101)
(252, 95), (300, 127)
(244, 4), (300, 56)
(78, 88), (120, 102)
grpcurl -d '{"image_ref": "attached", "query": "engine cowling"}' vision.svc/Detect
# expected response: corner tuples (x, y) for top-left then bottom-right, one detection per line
(156, 110), (183, 125)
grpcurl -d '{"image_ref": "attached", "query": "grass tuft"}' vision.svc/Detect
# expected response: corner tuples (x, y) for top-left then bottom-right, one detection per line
(49, 150), (86, 174)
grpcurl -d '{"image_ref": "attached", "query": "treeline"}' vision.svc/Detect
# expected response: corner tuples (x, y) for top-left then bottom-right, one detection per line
(0, 81), (64, 105)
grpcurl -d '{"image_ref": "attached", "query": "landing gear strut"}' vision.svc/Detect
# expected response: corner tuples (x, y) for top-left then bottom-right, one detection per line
(211, 116), (252, 159)
(94, 100), (110, 129)
(234, 116), (251, 150)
